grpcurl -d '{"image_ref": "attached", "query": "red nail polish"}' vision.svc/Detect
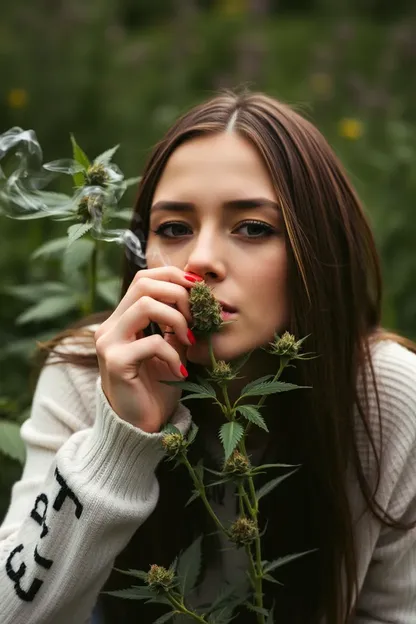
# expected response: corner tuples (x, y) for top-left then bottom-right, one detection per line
(180, 364), (188, 378)
(184, 272), (203, 283)
(187, 328), (196, 346)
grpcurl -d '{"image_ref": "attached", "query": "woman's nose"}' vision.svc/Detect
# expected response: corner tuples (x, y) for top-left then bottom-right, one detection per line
(184, 230), (226, 281)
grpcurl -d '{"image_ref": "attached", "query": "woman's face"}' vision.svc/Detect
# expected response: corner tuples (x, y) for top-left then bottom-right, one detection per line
(147, 132), (288, 365)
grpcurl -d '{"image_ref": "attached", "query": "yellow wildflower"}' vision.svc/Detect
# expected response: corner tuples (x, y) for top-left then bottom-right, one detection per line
(7, 88), (28, 110)
(338, 118), (363, 140)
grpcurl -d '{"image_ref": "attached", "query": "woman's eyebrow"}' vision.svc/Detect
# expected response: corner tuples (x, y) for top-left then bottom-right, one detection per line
(150, 198), (280, 213)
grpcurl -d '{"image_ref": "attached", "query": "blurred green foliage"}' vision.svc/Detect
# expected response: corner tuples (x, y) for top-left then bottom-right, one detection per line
(1, 0), (416, 517)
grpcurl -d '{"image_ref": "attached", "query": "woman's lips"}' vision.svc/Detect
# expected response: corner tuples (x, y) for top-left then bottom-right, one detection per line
(220, 309), (237, 320)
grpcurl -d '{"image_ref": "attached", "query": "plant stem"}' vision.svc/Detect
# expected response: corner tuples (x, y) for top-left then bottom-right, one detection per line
(256, 359), (286, 410)
(182, 455), (226, 534)
(221, 383), (233, 417)
(167, 591), (208, 623)
(89, 240), (98, 313)
(208, 335), (216, 369)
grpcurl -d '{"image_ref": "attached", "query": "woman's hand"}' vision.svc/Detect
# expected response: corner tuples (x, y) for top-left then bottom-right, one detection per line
(95, 267), (199, 433)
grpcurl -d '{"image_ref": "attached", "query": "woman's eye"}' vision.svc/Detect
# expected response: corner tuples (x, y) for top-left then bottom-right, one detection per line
(153, 222), (192, 238)
(235, 221), (276, 238)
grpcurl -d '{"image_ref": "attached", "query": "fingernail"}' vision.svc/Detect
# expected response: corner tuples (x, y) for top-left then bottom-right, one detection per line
(184, 272), (204, 283)
(180, 364), (188, 378)
(187, 328), (196, 346)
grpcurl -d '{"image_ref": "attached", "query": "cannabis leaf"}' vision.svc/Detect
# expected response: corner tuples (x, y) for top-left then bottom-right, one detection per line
(219, 421), (244, 460)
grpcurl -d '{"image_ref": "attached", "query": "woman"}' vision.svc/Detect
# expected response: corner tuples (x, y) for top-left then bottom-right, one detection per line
(0, 92), (415, 624)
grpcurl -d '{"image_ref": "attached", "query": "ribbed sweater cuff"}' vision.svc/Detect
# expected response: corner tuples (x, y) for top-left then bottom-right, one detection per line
(59, 379), (192, 504)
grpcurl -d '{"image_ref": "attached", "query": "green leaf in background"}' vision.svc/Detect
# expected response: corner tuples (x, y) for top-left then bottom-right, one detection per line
(236, 405), (269, 432)
(94, 144), (119, 166)
(185, 490), (200, 507)
(176, 535), (202, 595)
(219, 421), (244, 460)
(96, 278), (121, 307)
(31, 237), (70, 260)
(255, 469), (299, 501)
(63, 238), (95, 276)
(70, 134), (90, 187)
(67, 223), (93, 245)
(0, 420), (25, 463)
(5, 281), (71, 303)
(113, 568), (148, 581)
(104, 587), (155, 600)
(187, 423), (199, 445)
(162, 381), (216, 396)
(16, 294), (79, 325)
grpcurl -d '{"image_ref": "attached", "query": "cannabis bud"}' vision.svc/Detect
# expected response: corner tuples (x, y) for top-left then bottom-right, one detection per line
(77, 194), (104, 223)
(145, 564), (175, 591)
(85, 163), (109, 187)
(229, 517), (259, 546)
(210, 360), (235, 384)
(268, 331), (301, 359)
(161, 432), (187, 457)
(224, 450), (250, 475)
(189, 281), (223, 335)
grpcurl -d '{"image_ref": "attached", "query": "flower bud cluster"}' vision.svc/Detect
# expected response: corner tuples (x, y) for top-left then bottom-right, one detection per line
(189, 281), (223, 335)
(161, 432), (187, 458)
(268, 331), (302, 359)
(145, 564), (175, 591)
(229, 517), (259, 546)
(223, 450), (250, 475)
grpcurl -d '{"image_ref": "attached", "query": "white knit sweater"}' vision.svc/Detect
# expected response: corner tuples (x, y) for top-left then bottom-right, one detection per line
(0, 337), (415, 623)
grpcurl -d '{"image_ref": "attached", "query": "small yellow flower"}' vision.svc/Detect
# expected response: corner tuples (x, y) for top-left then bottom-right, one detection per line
(310, 72), (332, 97)
(338, 118), (363, 140)
(7, 88), (28, 110)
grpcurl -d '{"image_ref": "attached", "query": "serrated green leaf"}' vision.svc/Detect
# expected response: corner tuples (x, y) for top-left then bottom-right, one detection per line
(180, 392), (217, 402)
(241, 380), (303, 399)
(256, 469), (299, 501)
(0, 420), (25, 463)
(219, 421), (244, 460)
(195, 377), (217, 397)
(240, 375), (274, 395)
(264, 549), (316, 574)
(236, 405), (268, 432)
(153, 611), (176, 624)
(162, 381), (215, 396)
(113, 568), (148, 580)
(103, 586), (154, 600)
(63, 238), (95, 276)
(187, 423), (199, 445)
(266, 602), (275, 624)
(176, 535), (202, 595)
(244, 603), (269, 616)
(67, 223), (93, 245)
(16, 294), (79, 325)
(185, 490), (200, 507)
(70, 134), (90, 186)
(251, 462), (297, 474)
(94, 144), (119, 165)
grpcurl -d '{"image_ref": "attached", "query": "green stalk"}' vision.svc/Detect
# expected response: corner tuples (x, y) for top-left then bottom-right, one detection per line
(208, 334), (216, 369)
(182, 455), (226, 534)
(166, 591), (208, 623)
(88, 240), (98, 313)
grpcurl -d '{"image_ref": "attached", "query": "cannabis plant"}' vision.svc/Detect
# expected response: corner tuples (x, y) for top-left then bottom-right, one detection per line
(108, 281), (315, 624)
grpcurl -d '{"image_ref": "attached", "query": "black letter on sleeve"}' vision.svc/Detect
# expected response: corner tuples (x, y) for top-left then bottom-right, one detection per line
(53, 468), (83, 519)
(30, 493), (49, 538)
(6, 545), (43, 602)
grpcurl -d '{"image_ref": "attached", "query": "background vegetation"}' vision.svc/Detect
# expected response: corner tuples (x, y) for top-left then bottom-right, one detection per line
(1, 0), (416, 518)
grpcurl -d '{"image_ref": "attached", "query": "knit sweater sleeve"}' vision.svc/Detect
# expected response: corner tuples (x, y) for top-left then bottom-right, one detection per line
(0, 356), (191, 624)
(353, 341), (416, 623)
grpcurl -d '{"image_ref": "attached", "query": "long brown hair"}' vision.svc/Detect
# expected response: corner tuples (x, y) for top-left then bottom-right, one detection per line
(39, 92), (416, 623)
